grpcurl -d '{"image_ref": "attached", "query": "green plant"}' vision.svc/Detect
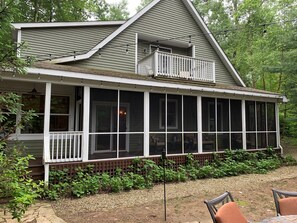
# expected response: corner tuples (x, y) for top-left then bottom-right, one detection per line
(0, 148), (41, 221)
(99, 173), (111, 191)
(109, 176), (123, 192)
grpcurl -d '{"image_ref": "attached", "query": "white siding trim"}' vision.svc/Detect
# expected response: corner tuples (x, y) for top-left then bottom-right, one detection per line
(27, 67), (283, 101)
(82, 86), (90, 161)
(12, 21), (125, 29)
(135, 33), (138, 73)
(182, 0), (246, 87)
(242, 100), (247, 150)
(17, 30), (21, 57)
(144, 92), (150, 157)
(197, 96), (202, 153)
(43, 83), (51, 163)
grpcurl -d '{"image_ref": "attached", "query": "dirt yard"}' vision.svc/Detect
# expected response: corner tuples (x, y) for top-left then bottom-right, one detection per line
(53, 141), (297, 223)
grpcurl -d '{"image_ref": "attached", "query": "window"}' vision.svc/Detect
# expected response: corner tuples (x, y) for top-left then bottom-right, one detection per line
(22, 94), (70, 133)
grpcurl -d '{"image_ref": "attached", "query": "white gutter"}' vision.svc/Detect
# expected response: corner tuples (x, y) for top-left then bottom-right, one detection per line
(12, 21), (125, 29)
(26, 67), (283, 101)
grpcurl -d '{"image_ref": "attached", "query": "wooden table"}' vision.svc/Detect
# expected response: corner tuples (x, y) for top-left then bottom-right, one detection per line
(261, 215), (297, 223)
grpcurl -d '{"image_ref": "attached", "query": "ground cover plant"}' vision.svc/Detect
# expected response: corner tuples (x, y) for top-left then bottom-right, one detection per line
(44, 149), (297, 200)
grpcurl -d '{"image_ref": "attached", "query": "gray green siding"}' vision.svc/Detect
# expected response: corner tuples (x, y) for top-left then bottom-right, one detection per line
(73, 0), (237, 85)
(7, 140), (43, 157)
(21, 26), (119, 60)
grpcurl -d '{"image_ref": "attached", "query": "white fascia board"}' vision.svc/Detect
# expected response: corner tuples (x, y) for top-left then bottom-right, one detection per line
(50, 0), (161, 63)
(182, 0), (246, 87)
(12, 21), (125, 29)
(27, 67), (282, 100)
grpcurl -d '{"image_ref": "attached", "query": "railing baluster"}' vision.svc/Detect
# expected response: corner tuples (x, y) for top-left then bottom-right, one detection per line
(65, 133), (68, 161)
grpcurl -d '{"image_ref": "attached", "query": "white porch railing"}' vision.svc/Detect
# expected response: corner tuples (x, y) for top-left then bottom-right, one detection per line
(138, 51), (215, 83)
(49, 131), (83, 162)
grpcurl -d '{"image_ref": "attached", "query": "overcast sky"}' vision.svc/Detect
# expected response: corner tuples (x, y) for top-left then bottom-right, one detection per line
(106, 0), (142, 17)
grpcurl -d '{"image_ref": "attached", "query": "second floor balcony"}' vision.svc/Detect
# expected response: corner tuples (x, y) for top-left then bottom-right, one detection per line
(138, 51), (215, 83)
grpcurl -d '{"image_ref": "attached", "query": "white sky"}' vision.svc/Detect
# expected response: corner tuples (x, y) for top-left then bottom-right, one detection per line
(106, 0), (142, 17)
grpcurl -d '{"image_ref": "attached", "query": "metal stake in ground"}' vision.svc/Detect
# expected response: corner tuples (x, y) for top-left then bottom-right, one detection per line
(162, 149), (167, 221)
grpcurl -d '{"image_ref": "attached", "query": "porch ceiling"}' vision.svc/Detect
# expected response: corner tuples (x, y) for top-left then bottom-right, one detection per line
(138, 33), (189, 48)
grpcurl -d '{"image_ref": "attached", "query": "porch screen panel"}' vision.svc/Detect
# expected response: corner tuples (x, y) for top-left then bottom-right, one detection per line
(89, 89), (117, 159)
(230, 100), (242, 131)
(257, 102), (266, 131)
(184, 96), (198, 153)
(267, 103), (276, 131)
(247, 133), (256, 149)
(202, 97), (215, 132)
(202, 133), (216, 152)
(246, 101), (256, 131)
(217, 133), (230, 151)
(167, 95), (182, 154)
(150, 93), (165, 155)
(119, 91), (144, 158)
(217, 99), (229, 132)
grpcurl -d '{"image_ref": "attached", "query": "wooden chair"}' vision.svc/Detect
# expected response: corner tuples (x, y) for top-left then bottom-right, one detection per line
(272, 189), (297, 216)
(204, 191), (248, 223)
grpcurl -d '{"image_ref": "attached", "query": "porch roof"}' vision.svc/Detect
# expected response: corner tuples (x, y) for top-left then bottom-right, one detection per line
(25, 62), (286, 102)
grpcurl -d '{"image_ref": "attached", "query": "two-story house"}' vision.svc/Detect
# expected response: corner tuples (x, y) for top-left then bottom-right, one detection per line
(1, 0), (285, 181)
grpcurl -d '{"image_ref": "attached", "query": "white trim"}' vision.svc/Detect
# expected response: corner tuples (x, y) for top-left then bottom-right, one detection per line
(50, 0), (161, 63)
(144, 92), (150, 157)
(192, 45), (195, 58)
(17, 30), (21, 57)
(276, 103), (280, 149)
(135, 33), (138, 73)
(197, 96), (202, 153)
(12, 21), (125, 29)
(27, 67), (283, 101)
(82, 86), (90, 161)
(242, 100), (247, 150)
(43, 83), (51, 163)
(44, 164), (49, 185)
(181, 0), (246, 87)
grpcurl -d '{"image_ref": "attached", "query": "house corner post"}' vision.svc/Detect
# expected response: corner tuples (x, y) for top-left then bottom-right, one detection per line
(197, 96), (203, 153)
(276, 103), (281, 154)
(242, 100), (247, 150)
(144, 92), (150, 157)
(82, 86), (90, 161)
(43, 82), (52, 183)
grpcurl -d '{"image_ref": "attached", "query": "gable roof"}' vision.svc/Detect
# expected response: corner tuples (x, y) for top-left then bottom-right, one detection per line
(21, 0), (246, 87)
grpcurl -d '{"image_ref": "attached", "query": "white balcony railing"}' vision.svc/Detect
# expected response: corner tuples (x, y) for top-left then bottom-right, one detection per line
(49, 131), (82, 162)
(138, 51), (215, 83)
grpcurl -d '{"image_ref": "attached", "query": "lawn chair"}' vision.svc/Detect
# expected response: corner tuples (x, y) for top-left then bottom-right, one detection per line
(272, 189), (297, 216)
(204, 191), (248, 223)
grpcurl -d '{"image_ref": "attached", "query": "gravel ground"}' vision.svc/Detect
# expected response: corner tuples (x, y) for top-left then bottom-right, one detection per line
(53, 143), (297, 223)
(53, 166), (297, 222)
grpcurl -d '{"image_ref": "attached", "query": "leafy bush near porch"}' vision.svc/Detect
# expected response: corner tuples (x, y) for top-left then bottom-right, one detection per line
(43, 149), (297, 200)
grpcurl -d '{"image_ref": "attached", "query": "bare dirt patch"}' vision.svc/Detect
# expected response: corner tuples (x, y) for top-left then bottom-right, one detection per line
(53, 143), (297, 223)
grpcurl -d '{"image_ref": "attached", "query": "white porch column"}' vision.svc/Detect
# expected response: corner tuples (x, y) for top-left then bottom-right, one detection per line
(198, 96), (203, 153)
(144, 92), (150, 157)
(242, 100), (247, 150)
(275, 103), (281, 153)
(82, 86), (90, 161)
(43, 82), (51, 183)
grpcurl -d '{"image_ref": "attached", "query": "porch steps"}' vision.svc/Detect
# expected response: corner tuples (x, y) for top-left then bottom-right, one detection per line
(29, 157), (44, 180)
